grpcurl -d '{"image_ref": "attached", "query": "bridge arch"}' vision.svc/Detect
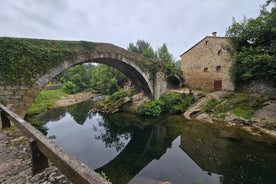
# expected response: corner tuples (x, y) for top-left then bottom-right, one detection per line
(0, 40), (170, 117)
(166, 75), (181, 89)
(35, 52), (153, 98)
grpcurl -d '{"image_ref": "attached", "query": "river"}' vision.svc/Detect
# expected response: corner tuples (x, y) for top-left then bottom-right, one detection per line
(31, 101), (276, 184)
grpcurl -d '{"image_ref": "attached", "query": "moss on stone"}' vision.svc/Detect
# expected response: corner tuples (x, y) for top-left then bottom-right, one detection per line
(0, 37), (95, 85)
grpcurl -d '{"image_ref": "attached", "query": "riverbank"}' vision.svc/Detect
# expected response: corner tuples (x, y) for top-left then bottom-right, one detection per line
(183, 90), (276, 137)
(52, 91), (95, 108)
(26, 89), (96, 117)
(30, 88), (276, 138)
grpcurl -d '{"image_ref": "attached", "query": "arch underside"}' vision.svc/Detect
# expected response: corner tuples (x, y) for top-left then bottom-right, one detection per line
(84, 58), (152, 97)
(166, 76), (180, 89)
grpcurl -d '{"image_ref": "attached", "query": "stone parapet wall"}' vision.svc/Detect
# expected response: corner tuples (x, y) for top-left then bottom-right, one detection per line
(237, 80), (276, 97)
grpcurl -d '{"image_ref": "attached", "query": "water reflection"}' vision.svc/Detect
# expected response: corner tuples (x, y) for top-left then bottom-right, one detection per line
(32, 102), (276, 184)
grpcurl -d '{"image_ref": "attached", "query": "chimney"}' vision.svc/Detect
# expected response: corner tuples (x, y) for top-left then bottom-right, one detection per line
(212, 32), (217, 37)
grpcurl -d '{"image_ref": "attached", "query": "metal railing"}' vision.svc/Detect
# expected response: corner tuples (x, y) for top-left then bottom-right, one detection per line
(0, 103), (109, 184)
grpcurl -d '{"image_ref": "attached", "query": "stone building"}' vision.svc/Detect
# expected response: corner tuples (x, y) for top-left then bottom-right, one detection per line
(180, 32), (234, 91)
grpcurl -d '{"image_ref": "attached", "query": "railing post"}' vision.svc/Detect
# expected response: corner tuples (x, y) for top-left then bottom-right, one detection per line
(1, 110), (11, 129)
(30, 138), (49, 174)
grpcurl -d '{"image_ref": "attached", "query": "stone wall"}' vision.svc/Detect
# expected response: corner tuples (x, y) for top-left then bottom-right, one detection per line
(181, 35), (234, 91)
(0, 84), (42, 117)
(237, 80), (276, 97)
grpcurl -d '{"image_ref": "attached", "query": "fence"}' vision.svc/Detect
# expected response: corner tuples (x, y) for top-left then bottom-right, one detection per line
(0, 103), (108, 184)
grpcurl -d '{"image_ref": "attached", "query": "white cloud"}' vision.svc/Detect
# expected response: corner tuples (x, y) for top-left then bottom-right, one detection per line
(0, 0), (265, 58)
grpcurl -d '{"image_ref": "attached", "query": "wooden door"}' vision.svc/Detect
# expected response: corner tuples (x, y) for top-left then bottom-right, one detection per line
(214, 80), (222, 90)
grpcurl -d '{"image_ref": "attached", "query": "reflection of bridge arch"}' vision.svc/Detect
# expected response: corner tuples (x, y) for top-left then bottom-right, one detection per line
(95, 124), (179, 184)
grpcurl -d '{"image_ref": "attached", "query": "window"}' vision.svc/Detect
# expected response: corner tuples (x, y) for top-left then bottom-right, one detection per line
(216, 66), (221, 72)
(204, 67), (208, 72)
(205, 40), (209, 45)
(218, 49), (222, 56)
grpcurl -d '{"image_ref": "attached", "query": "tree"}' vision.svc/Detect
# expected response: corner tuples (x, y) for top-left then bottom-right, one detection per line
(90, 64), (127, 95)
(58, 64), (92, 93)
(127, 40), (156, 59)
(226, 2), (276, 84)
(156, 43), (173, 63)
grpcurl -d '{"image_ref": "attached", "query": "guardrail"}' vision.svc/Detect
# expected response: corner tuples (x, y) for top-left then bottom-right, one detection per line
(0, 103), (109, 184)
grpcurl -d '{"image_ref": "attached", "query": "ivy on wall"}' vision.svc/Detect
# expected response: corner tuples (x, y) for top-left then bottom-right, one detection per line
(0, 37), (95, 85)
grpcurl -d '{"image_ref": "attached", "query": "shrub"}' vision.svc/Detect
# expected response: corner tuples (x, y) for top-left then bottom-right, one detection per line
(139, 99), (164, 116)
(139, 92), (196, 116)
(109, 89), (129, 101)
(63, 81), (78, 94)
(159, 93), (195, 113)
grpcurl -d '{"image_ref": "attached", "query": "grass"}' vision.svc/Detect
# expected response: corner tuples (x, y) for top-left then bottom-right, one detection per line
(26, 89), (67, 116)
(202, 93), (267, 120)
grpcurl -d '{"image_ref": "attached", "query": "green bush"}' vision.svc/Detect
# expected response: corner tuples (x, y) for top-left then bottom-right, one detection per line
(109, 89), (129, 101)
(139, 92), (196, 116)
(63, 81), (78, 94)
(138, 99), (164, 117)
(159, 93), (195, 113)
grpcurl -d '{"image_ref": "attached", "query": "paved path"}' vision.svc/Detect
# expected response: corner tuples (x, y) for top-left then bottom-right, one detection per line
(0, 126), (71, 184)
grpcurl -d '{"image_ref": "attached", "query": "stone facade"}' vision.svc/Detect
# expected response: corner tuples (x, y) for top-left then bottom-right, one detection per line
(181, 33), (234, 91)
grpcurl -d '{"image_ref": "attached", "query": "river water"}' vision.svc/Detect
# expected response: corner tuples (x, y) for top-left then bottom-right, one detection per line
(32, 101), (276, 184)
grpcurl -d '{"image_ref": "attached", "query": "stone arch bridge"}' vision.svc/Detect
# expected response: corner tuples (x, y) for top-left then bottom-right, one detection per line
(0, 37), (182, 117)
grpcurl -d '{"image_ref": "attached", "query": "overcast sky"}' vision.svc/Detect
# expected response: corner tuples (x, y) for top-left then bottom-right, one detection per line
(0, 0), (266, 58)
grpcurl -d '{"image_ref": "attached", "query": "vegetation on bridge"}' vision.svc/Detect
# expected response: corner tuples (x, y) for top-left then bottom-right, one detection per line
(128, 40), (184, 84)
(0, 37), (95, 85)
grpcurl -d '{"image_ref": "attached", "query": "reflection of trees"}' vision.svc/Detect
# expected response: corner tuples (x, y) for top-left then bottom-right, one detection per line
(94, 113), (134, 152)
(179, 121), (276, 184)
(95, 117), (180, 184)
(30, 107), (67, 124)
(67, 101), (92, 125)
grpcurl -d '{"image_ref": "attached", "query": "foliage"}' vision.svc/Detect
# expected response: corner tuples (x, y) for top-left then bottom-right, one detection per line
(201, 98), (220, 113)
(139, 92), (196, 116)
(26, 89), (67, 116)
(89, 64), (126, 95)
(226, 2), (276, 84)
(59, 64), (93, 93)
(201, 93), (267, 119)
(63, 81), (78, 94)
(128, 40), (156, 59)
(57, 63), (127, 95)
(31, 120), (48, 135)
(156, 43), (174, 63)
(109, 88), (129, 101)
(0, 37), (95, 85)
(138, 99), (164, 117)
(93, 89), (133, 112)
(99, 171), (111, 183)
(128, 39), (184, 85)
(159, 93), (195, 113)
